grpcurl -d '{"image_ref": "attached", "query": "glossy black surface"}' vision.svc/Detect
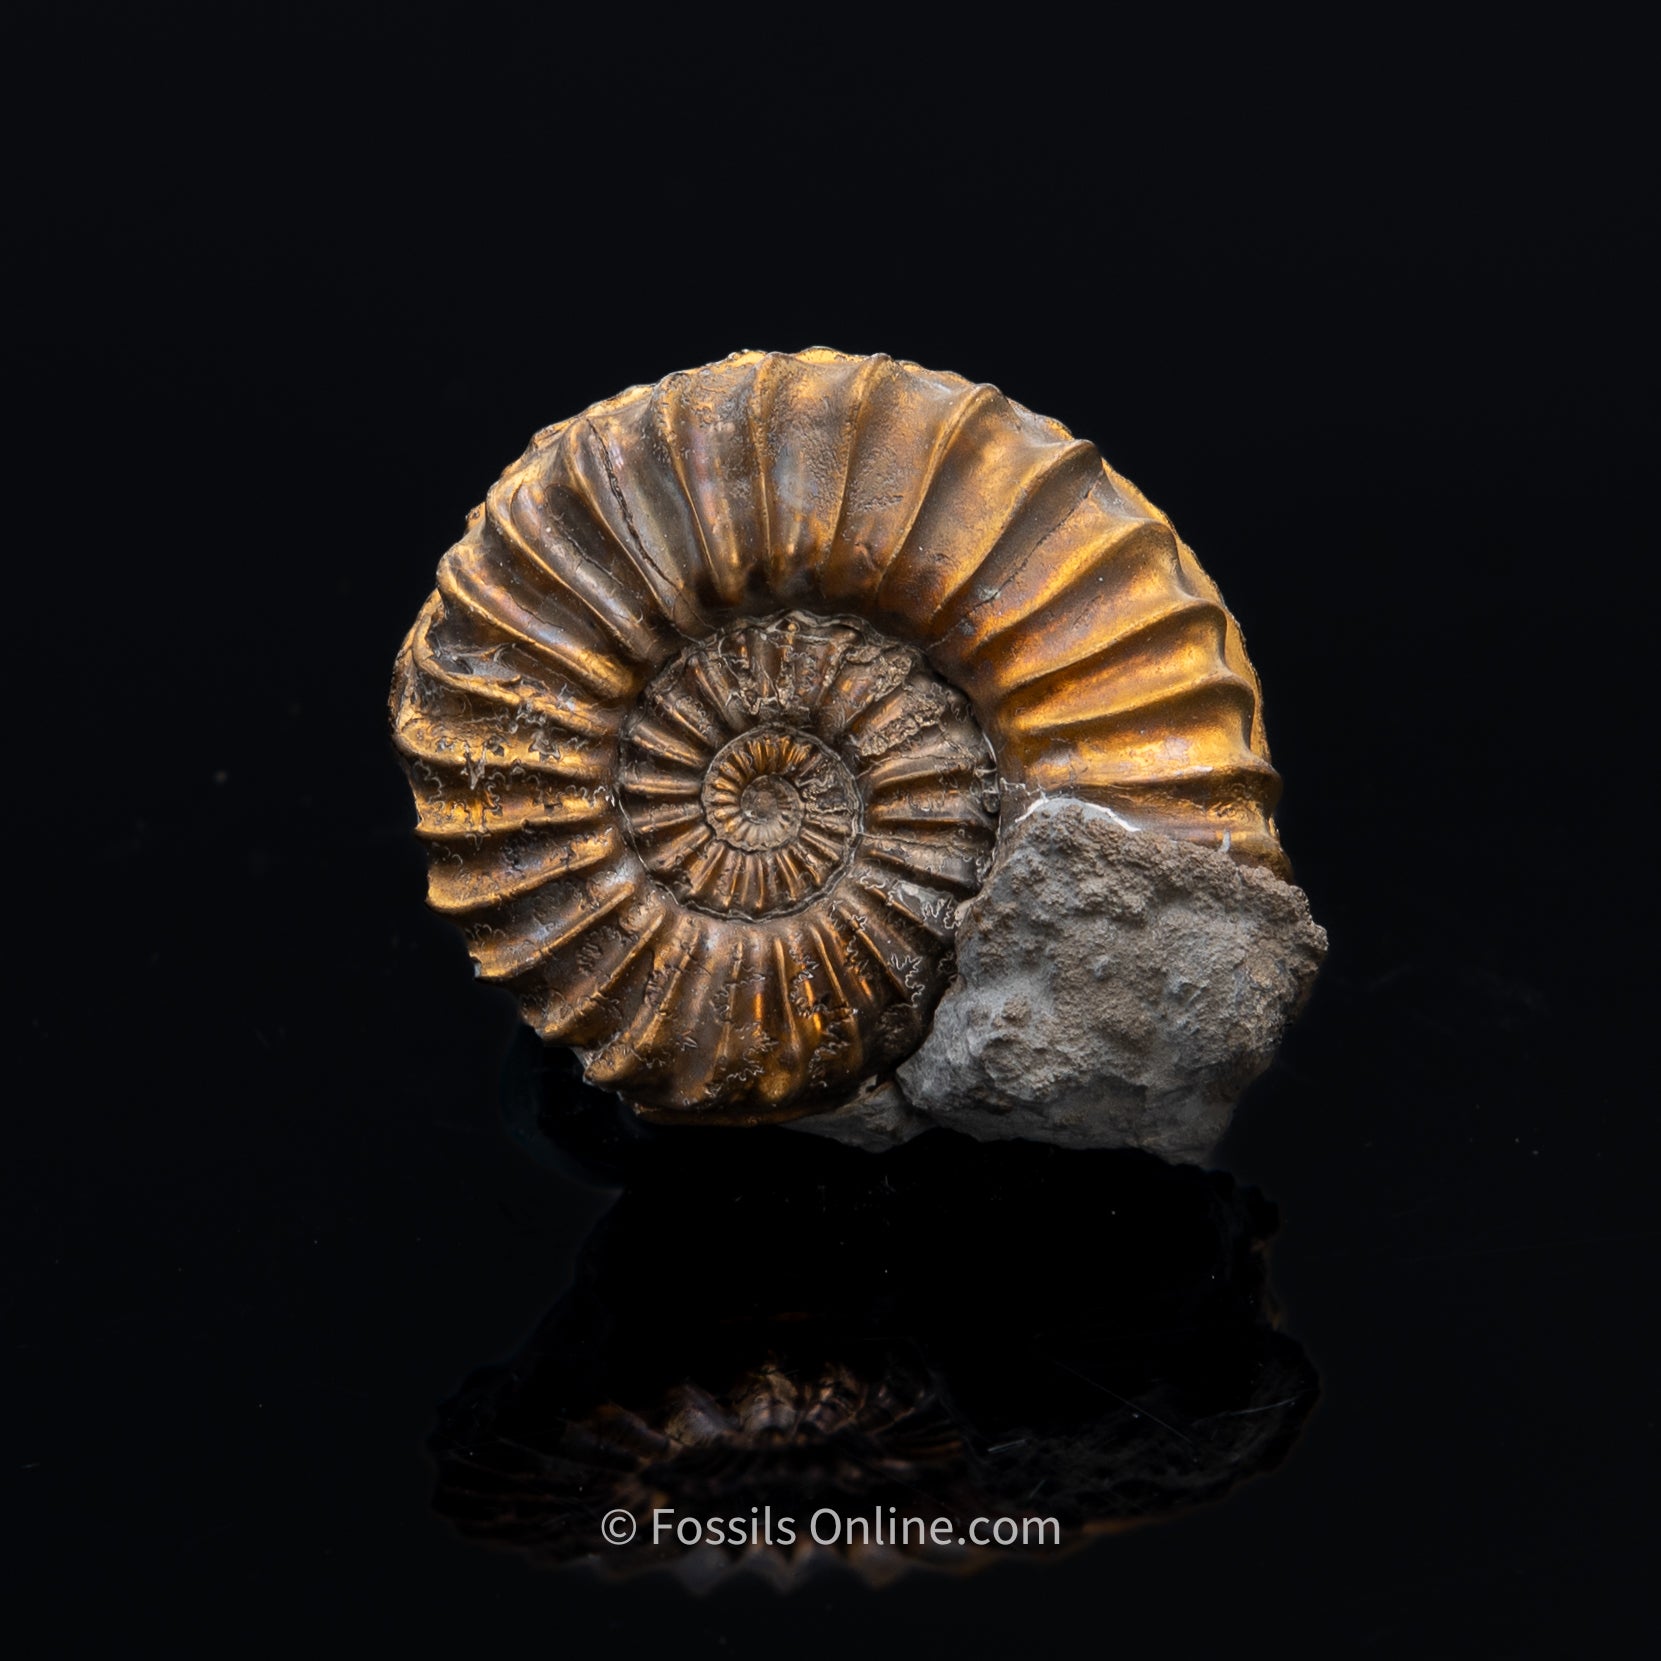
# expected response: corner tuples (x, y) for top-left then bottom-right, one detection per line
(9, 8), (1652, 1654)
(433, 1122), (1315, 1583)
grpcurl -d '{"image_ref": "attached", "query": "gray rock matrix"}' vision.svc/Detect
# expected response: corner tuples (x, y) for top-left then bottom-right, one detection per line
(794, 798), (1326, 1162)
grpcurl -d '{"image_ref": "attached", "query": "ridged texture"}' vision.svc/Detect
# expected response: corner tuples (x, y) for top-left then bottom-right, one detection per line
(391, 349), (1284, 1124)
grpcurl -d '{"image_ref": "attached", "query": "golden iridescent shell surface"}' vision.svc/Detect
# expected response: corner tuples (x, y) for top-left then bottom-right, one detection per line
(390, 350), (1284, 1125)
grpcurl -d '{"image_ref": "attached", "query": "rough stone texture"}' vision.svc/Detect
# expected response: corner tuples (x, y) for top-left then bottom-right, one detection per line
(787, 1079), (933, 1152)
(790, 798), (1326, 1161)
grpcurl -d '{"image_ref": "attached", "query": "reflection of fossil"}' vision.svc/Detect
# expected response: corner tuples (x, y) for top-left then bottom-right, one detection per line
(391, 350), (1296, 1127)
(431, 1137), (1319, 1588)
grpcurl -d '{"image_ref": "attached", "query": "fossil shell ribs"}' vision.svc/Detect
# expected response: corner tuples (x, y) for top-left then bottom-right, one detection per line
(391, 349), (1283, 1124)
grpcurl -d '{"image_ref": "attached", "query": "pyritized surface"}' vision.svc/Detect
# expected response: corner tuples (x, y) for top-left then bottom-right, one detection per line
(390, 349), (1287, 1124)
(394, 600), (998, 1122)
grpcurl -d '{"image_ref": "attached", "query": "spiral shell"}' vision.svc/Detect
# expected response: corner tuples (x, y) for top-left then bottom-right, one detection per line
(390, 350), (1283, 1124)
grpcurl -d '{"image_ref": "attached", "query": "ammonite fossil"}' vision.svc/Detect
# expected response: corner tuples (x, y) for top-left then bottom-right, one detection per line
(390, 349), (1302, 1130)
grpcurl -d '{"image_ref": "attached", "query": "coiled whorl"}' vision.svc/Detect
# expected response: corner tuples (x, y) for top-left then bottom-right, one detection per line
(391, 350), (1283, 1124)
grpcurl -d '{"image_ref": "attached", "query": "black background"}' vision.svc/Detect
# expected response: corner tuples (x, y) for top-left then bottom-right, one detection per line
(9, 5), (1655, 1655)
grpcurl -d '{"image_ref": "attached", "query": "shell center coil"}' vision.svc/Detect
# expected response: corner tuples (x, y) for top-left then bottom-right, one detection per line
(700, 730), (851, 862)
(695, 725), (858, 892)
(620, 614), (995, 923)
(736, 775), (800, 839)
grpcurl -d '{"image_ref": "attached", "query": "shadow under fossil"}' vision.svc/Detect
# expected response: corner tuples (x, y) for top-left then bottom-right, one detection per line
(431, 1044), (1319, 1588)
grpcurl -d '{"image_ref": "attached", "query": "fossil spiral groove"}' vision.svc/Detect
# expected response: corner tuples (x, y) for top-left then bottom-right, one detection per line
(391, 349), (1285, 1125)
